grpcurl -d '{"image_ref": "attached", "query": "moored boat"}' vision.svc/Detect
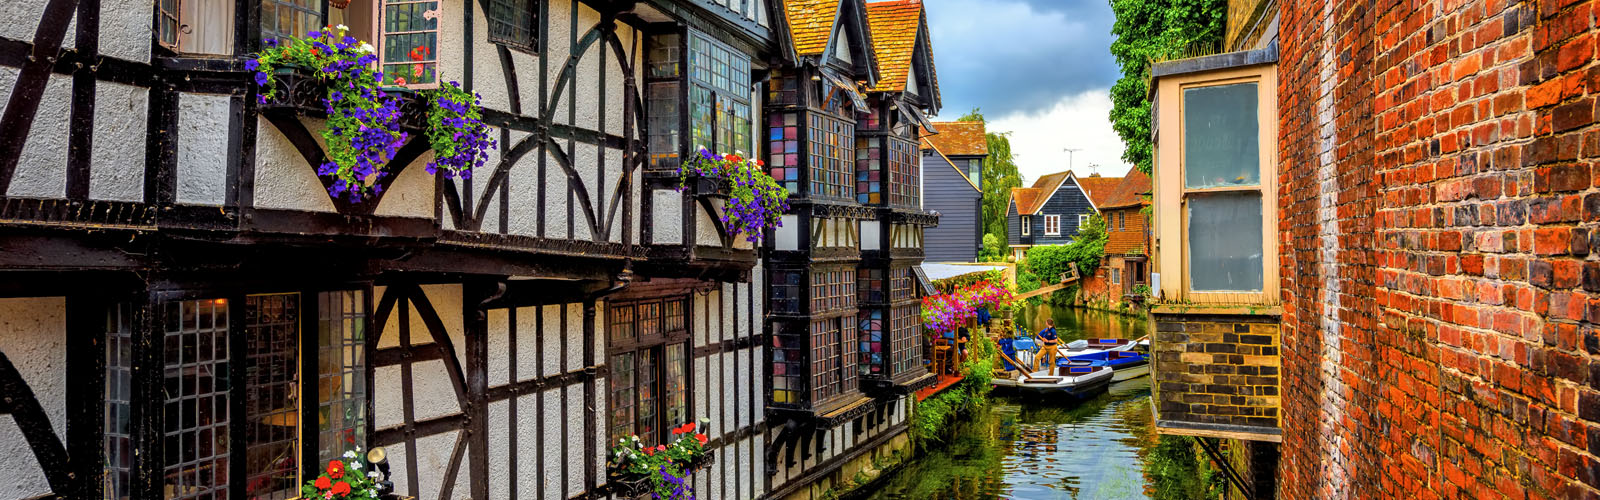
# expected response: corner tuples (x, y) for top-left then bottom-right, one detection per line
(990, 364), (1115, 397)
(1062, 350), (1150, 381)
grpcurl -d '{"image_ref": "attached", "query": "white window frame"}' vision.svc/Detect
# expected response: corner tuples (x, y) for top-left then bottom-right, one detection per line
(1078, 214), (1089, 230)
(1021, 216), (1031, 236)
(1111, 268), (1121, 285)
(1153, 63), (1279, 304)
(1044, 215), (1061, 236)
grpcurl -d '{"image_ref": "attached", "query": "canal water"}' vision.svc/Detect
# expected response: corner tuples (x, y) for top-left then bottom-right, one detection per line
(864, 307), (1158, 500)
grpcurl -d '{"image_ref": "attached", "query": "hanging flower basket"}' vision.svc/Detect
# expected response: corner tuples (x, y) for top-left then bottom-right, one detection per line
(250, 25), (496, 202)
(675, 147), (789, 244)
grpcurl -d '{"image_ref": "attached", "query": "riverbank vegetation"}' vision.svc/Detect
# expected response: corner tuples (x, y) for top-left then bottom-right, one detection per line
(1015, 213), (1109, 306)
(910, 334), (997, 446)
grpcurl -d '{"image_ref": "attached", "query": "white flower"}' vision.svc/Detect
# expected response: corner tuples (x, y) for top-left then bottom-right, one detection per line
(344, 451), (358, 459)
(368, 471), (381, 479)
(358, 42), (376, 54)
(351, 461), (363, 470)
(336, 24), (350, 31)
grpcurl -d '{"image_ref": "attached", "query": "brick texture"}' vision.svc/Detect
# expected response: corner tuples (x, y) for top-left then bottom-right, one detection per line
(1152, 314), (1283, 429)
(1278, 0), (1600, 498)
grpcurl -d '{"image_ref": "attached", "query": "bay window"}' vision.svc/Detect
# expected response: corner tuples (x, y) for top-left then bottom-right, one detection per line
(607, 297), (690, 445)
(810, 113), (855, 199)
(1152, 62), (1278, 303)
(646, 32), (754, 169)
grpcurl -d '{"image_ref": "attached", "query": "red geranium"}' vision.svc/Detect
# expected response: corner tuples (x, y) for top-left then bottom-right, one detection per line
(327, 460), (345, 479)
(315, 476), (332, 489)
(331, 480), (352, 496)
(694, 433), (707, 445)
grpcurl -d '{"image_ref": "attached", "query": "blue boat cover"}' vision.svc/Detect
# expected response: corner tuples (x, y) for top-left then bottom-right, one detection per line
(1060, 350), (1149, 369)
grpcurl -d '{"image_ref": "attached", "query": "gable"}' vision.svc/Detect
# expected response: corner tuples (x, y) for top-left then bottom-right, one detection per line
(783, 0), (842, 57)
(905, 62), (919, 95)
(834, 27), (854, 63)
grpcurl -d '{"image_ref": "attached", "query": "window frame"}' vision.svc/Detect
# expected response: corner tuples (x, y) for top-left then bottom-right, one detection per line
(376, 0), (443, 89)
(485, 0), (538, 53)
(1044, 214), (1061, 236)
(1154, 64), (1279, 304)
(606, 297), (693, 446)
(1021, 215), (1030, 236)
(1077, 213), (1089, 231)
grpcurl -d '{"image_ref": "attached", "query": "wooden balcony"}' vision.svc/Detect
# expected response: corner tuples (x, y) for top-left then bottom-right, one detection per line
(1149, 304), (1283, 442)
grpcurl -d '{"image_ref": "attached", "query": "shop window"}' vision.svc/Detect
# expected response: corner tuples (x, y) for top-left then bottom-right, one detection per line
(607, 297), (690, 445)
(486, 0), (536, 52)
(161, 298), (232, 500)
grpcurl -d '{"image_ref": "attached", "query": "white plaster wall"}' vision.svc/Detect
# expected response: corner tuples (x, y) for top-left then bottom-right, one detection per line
(506, 132), (541, 237)
(468, 1), (508, 113)
(420, 284), (467, 367)
(516, 393), (540, 499)
(437, 0), (465, 88)
(488, 399), (511, 500)
(0, 297), (65, 500)
(565, 383), (583, 497)
(572, 3), (602, 130)
(564, 303), (582, 373)
(541, 304), (561, 376)
(544, 151), (570, 239)
(253, 116), (337, 212)
(100, 0), (151, 63)
(602, 26), (629, 136)
(860, 220), (882, 250)
(602, 147), (623, 243)
(176, 92), (231, 206)
(487, 308), (510, 386)
(541, 388), (561, 500)
(90, 81), (148, 202)
(388, 429), (465, 500)
(695, 203), (722, 246)
(651, 190), (684, 244)
(573, 146), (597, 241)
(545, 0), (572, 124)
(373, 152), (437, 218)
(1, 68), (69, 199)
(515, 305), (539, 381)
(775, 214), (800, 250)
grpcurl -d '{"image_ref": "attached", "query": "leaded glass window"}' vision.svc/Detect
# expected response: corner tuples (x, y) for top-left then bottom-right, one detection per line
(809, 112), (854, 199)
(887, 137), (918, 207)
(890, 304), (920, 376)
(770, 269), (804, 314)
(768, 112), (801, 192)
(856, 136), (882, 204)
(105, 304), (135, 500)
(162, 298), (231, 500)
(770, 322), (806, 405)
(317, 290), (367, 462)
(858, 309), (884, 377)
(486, 0), (535, 51)
(607, 297), (691, 445)
(244, 294), (300, 500)
(262, 0), (322, 44)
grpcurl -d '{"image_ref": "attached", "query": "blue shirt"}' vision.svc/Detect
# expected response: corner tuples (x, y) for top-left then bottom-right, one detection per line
(1039, 327), (1058, 342)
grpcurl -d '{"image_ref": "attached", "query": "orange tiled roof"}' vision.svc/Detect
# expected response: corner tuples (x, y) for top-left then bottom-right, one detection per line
(921, 121), (987, 156)
(1075, 173), (1123, 208)
(1012, 171), (1072, 214)
(864, 1), (921, 92)
(783, 0), (841, 57)
(1099, 167), (1151, 209)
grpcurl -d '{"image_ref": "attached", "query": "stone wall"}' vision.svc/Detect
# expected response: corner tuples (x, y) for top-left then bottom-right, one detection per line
(1277, 0), (1600, 497)
(1151, 312), (1282, 432)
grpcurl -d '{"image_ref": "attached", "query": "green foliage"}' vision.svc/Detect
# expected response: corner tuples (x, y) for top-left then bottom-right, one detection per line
(1141, 435), (1227, 500)
(1108, 0), (1226, 174)
(980, 233), (1006, 262)
(931, 268), (1008, 294)
(958, 108), (1025, 255)
(1061, 213), (1109, 278)
(910, 336), (996, 447)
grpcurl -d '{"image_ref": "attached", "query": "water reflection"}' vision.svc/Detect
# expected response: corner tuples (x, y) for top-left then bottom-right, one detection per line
(1015, 305), (1147, 342)
(865, 309), (1155, 500)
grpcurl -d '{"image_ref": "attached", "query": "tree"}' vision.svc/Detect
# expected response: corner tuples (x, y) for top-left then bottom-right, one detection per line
(980, 233), (1005, 262)
(1108, 0), (1226, 174)
(956, 108), (1023, 261)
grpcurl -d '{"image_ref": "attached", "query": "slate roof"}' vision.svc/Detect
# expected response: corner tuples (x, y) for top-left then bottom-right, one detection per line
(783, 0), (842, 57)
(864, 1), (921, 92)
(1099, 167), (1151, 209)
(922, 121), (987, 156)
(1075, 174), (1123, 208)
(1010, 171), (1072, 215)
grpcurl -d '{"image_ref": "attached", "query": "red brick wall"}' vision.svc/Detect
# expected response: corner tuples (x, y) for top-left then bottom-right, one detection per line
(1278, 0), (1600, 498)
(1104, 207), (1149, 255)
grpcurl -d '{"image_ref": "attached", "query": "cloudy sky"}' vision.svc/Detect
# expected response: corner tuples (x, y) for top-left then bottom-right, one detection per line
(924, 0), (1130, 183)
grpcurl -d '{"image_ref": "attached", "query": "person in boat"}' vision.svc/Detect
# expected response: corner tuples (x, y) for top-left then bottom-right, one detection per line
(1038, 319), (1060, 372)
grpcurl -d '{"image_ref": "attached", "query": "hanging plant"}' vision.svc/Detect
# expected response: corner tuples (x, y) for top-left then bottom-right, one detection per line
(300, 449), (382, 500)
(422, 81), (496, 179)
(251, 25), (404, 202)
(608, 419), (713, 499)
(675, 147), (790, 244)
(920, 293), (973, 333)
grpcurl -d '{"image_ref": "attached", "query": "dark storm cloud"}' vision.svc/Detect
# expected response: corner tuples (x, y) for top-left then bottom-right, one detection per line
(923, 0), (1119, 118)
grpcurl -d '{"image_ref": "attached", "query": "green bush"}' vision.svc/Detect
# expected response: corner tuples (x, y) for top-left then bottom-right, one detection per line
(980, 233), (1006, 262)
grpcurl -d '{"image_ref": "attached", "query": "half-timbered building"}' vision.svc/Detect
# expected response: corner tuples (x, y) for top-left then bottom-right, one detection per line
(0, 0), (784, 499)
(761, 1), (938, 497)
